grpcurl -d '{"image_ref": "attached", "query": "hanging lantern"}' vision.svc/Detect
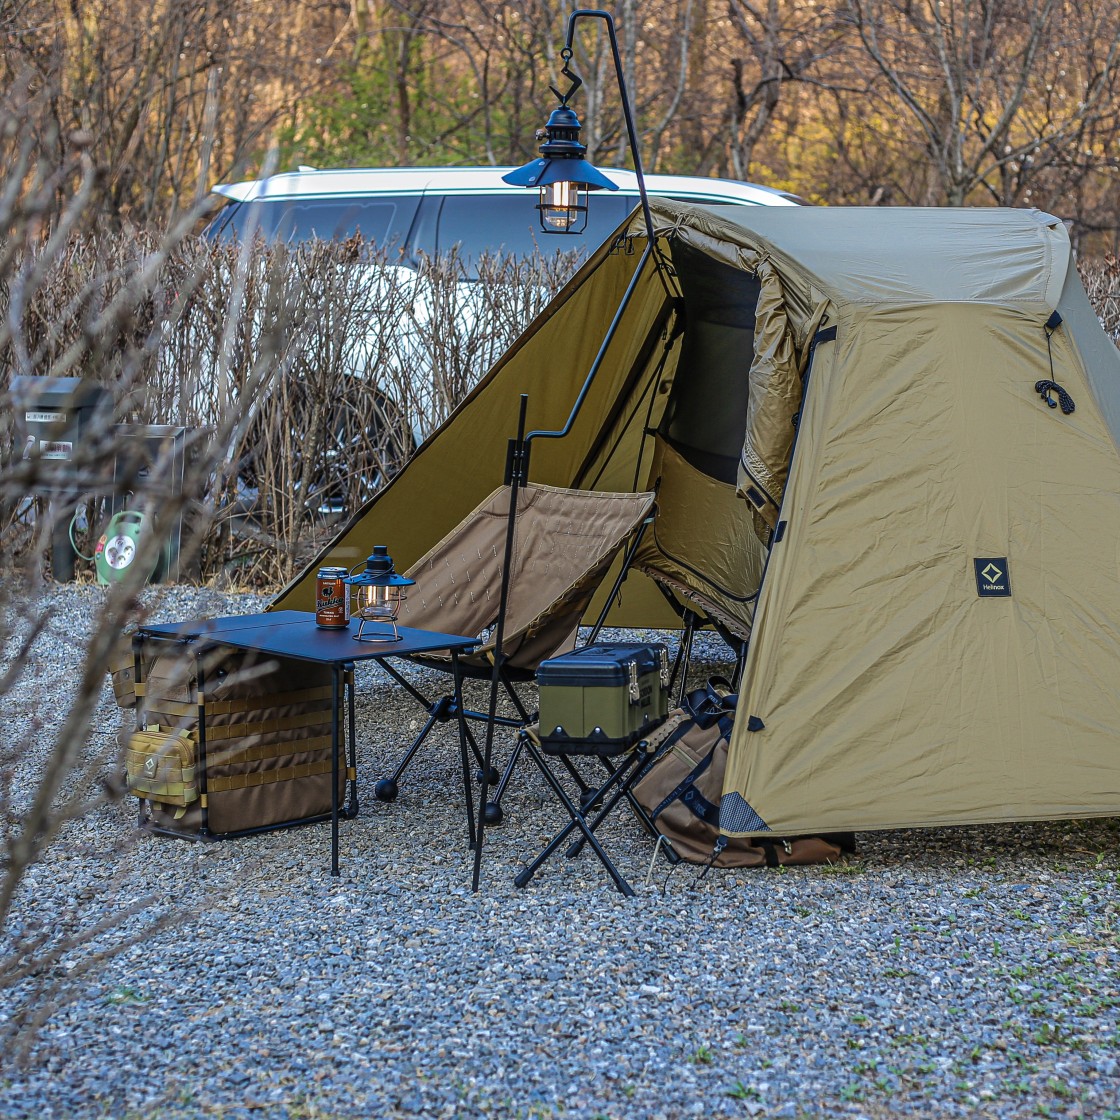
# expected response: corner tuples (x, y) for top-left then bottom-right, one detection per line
(344, 545), (415, 643)
(501, 56), (618, 234)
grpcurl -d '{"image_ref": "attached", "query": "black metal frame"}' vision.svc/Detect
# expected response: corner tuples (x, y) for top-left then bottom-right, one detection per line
(649, 586), (750, 706)
(562, 10), (658, 255)
(461, 7), (674, 890)
(513, 727), (673, 896)
(372, 659), (534, 801)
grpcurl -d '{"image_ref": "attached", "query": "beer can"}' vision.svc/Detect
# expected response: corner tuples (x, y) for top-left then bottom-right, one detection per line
(315, 566), (351, 628)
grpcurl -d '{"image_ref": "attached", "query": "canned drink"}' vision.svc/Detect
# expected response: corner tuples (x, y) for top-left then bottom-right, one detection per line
(315, 567), (351, 628)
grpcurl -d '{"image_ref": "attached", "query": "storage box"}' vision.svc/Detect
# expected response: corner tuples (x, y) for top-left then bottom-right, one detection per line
(537, 642), (670, 755)
(127, 641), (349, 837)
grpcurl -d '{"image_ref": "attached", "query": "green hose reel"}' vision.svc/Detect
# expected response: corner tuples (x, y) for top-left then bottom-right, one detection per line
(94, 510), (159, 585)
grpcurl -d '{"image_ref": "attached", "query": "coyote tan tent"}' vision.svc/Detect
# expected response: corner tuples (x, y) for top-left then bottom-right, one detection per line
(275, 200), (1120, 834)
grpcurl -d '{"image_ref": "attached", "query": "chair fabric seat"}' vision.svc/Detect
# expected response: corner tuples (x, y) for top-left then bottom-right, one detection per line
(399, 484), (657, 672)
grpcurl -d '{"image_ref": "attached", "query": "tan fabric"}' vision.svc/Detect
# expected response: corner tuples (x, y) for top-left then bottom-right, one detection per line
(632, 437), (763, 639)
(398, 484), (655, 671)
(737, 271), (830, 539)
(645, 199), (1070, 312)
(723, 298), (1120, 834)
(108, 635), (156, 709)
(272, 195), (1120, 833)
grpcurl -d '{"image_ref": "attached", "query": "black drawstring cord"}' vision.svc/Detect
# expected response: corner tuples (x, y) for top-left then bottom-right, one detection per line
(1035, 311), (1075, 415)
(1035, 379), (1075, 415)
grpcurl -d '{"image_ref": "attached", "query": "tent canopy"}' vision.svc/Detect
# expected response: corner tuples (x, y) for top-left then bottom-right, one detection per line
(275, 199), (1120, 835)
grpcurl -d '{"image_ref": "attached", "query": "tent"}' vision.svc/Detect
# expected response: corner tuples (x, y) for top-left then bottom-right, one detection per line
(274, 199), (1120, 836)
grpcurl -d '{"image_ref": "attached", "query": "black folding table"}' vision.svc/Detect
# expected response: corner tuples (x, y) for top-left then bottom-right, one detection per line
(136, 611), (479, 877)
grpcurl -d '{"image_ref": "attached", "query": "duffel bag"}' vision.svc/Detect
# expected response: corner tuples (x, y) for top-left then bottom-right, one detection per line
(632, 683), (848, 868)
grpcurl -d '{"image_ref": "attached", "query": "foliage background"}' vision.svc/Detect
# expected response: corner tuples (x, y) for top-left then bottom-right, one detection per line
(3, 0), (1119, 249)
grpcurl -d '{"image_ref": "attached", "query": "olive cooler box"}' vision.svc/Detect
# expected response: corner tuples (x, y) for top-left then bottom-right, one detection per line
(537, 642), (670, 755)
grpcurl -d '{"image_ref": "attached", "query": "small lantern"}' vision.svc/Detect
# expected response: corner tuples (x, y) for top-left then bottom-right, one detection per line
(502, 96), (618, 234)
(344, 545), (415, 643)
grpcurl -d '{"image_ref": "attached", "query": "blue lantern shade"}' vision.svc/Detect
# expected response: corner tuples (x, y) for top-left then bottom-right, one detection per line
(503, 105), (618, 234)
(344, 545), (415, 643)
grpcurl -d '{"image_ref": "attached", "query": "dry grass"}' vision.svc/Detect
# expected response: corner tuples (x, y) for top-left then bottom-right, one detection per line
(2, 231), (577, 585)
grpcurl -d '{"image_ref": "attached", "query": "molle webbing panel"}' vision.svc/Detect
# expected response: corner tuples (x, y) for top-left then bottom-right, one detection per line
(138, 647), (347, 836)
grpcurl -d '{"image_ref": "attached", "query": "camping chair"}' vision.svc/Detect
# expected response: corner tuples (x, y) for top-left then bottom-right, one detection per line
(636, 566), (752, 705)
(371, 483), (656, 821)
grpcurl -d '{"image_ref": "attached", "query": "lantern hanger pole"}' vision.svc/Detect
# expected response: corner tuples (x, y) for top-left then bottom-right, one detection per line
(474, 393), (531, 892)
(562, 9), (657, 252)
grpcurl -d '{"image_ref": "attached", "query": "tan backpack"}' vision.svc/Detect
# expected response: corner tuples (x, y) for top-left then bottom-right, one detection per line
(632, 684), (849, 868)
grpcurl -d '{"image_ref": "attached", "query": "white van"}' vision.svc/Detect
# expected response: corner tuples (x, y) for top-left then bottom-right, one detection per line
(205, 165), (803, 260)
(204, 167), (802, 515)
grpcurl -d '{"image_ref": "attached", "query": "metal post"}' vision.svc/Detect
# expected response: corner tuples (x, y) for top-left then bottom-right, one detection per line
(565, 9), (657, 252)
(330, 665), (340, 876)
(473, 394), (530, 891)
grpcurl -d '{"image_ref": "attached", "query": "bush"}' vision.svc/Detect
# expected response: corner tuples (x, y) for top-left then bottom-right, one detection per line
(1079, 254), (1120, 342)
(2, 231), (576, 585)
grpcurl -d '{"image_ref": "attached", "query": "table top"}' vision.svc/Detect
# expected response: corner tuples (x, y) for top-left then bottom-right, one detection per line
(139, 611), (479, 665)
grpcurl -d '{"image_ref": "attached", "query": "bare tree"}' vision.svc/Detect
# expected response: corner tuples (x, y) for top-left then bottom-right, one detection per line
(0, 80), (283, 1055)
(722, 0), (847, 181)
(0, 0), (342, 222)
(845, 0), (1120, 222)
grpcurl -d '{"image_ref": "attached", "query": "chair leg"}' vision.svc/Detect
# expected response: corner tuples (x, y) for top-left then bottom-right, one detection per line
(374, 708), (442, 801)
(673, 611), (698, 706)
(731, 638), (748, 691)
(565, 753), (682, 865)
(484, 679), (589, 826)
(376, 679), (527, 802)
(483, 733), (524, 826)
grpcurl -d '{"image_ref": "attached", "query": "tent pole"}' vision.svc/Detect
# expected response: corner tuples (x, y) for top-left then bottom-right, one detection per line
(526, 242), (653, 446)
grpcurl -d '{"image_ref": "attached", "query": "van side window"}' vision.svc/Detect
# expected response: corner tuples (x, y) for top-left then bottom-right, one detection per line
(205, 196), (420, 247)
(272, 197), (419, 245)
(435, 195), (545, 259)
(435, 194), (634, 261)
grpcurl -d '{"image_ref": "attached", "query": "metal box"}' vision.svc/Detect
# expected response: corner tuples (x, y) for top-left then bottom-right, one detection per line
(11, 376), (113, 579)
(110, 425), (199, 582)
(11, 376), (112, 485)
(537, 642), (670, 755)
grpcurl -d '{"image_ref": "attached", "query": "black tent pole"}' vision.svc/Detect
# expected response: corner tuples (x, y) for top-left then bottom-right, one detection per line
(473, 393), (530, 891)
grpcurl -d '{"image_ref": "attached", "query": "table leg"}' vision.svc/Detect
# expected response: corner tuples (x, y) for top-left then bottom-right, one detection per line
(196, 648), (211, 839)
(344, 664), (359, 819)
(133, 635), (144, 829)
(331, 665), (340, 876)
(473, 679), (496, 895)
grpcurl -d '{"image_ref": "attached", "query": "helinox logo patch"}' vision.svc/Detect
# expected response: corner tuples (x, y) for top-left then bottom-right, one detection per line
(974, 557), (1011, 597)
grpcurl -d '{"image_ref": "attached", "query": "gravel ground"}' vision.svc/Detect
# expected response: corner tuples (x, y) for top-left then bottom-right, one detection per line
(2, 584), (1119, 1120)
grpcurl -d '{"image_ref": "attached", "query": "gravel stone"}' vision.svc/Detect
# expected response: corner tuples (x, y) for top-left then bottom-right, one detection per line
(1, 584), (1119, 1118)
